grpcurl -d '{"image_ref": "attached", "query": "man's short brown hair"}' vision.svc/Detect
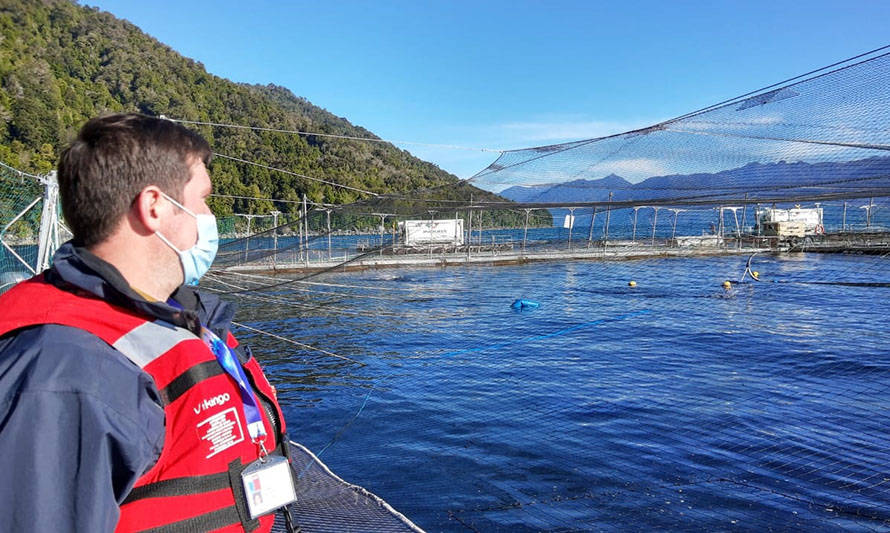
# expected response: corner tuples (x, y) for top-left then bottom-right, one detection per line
(57, 113), (212, 247)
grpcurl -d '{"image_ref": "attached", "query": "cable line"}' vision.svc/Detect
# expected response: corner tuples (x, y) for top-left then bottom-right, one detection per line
(231, 321), (363, 365)
(169, 118), (503, 153)
(213, 152), (379, 197)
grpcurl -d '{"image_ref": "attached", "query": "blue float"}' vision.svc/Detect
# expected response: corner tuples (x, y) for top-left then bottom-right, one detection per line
(511, 299), (540, 310)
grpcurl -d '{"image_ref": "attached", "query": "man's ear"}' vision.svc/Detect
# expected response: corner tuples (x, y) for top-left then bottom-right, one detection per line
(132, 186), (167, 234)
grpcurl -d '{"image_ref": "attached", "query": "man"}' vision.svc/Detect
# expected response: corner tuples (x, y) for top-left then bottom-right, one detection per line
(0, 114), (296, 532)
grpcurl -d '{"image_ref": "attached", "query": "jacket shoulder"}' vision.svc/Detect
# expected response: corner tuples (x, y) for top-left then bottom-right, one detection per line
(0, 323), (164, 420)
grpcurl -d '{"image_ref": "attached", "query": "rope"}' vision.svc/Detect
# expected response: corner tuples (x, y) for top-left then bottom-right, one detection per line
(0, 161), (42, 182)
(313, 388), (373, 459)
(231, 321), (363, 365)
(211, 192), (302, 204)
(219, 271), (420, 292)
(169, 118), (503, 153)
(213, 153), (379, 197)
(202, 277), (388, 317)
(667, 127), (890, 152)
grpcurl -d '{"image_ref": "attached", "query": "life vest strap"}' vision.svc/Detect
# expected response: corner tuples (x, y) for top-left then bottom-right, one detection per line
(159, 360), (226, 406)
(136, 506), (244, 533)
(124, 471), (230, 502)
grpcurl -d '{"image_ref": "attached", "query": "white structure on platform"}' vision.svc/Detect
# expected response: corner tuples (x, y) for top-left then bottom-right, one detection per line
(755, 205), (824, 237)
(400, 219), (465, 246)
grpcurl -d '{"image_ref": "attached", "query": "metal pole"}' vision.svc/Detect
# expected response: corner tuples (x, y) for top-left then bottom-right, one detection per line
(326, 209), (332, 261)
(755, 204), (761, 236)
(522, 209), (530, 256)
(270, 210), (280, 269)
(869, 197), (874, 228)
(567, 207), (576, 250)
(302, 194), (309, 265)
(741, 193), (749, 231)
(842, 201), (847, 231)
(632, 207), (639, 241)
(732, 207), (741, 249)
(428, 210), (435, 258)
(245, 215), (252, 262)
(603, 192), (612, 244)
(36, 171), (60, 273)
(671, 209), (680, 243)
(650, 206), (658, 246)
(466, 208), (472, 260)
(379, 214), (386, 255)
(587, 207), (597, 248)
(297, 214), (303, 262)
(467, 195), (473, 260)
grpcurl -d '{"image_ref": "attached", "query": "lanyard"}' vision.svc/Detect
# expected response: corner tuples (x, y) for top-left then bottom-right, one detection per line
(166, 299), (267, 446)
(201, 327), (267, 444)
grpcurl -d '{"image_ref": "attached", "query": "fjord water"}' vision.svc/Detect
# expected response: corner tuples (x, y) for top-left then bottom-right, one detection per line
(237, 253), (890, 531)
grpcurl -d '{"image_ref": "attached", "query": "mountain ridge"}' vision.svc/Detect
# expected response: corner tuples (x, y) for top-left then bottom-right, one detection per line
(498, 157), (890, 205)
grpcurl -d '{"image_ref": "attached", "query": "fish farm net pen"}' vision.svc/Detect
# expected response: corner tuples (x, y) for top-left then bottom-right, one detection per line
(3, 45), (890, 531)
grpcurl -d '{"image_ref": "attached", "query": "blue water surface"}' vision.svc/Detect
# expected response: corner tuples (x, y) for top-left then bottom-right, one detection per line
(231, 252), (890, 532)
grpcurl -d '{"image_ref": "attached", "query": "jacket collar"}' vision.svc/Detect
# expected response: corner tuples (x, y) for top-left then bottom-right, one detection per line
(47, 242), (233, 337)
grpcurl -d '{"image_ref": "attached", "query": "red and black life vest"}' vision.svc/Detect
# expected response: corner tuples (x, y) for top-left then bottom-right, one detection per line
(0, 275), (288, 532)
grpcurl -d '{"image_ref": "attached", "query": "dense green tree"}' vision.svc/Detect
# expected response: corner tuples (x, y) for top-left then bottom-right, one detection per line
(0, 0), (547, 229)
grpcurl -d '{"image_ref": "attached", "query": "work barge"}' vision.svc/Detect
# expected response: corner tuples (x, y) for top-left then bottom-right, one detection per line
(215, 199), (890, 274)
(219, 229), (890, 276)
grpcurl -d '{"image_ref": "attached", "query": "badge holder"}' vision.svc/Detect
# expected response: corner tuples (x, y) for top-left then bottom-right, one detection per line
(241, 443), (298, 520)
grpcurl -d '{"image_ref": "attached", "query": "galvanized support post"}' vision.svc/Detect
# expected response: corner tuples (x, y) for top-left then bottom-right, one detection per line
(567, 207), (576, 250)
(466, 204), (472, 260)
(245, 215), (252, 262)
(302, 194), (309, 265)
(378, 214), (386, 255)
(603, 192), (612, 244)
(522, 208), (530, 256)
(36, 171), (60, 273)
(587, 207), (597, 249)
(632, 206), (639, 242)
(270, 210), (280, 269)
(650, 206), (659, 246)
(326, 209), (332, 261)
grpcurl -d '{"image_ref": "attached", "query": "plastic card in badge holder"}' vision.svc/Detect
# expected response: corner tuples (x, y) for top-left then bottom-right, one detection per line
(241, 455), (297, 519)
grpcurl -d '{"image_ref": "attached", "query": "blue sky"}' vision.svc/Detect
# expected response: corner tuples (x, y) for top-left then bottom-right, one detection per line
(84, 1), (890, 179)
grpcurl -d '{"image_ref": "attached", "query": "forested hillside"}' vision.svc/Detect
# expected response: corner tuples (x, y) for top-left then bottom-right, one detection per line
(0, 0), (524, 223)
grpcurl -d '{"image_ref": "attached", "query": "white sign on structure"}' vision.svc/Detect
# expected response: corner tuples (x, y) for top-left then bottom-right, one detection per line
(400, 219), (465, 246)
(563, 214), (575, 229)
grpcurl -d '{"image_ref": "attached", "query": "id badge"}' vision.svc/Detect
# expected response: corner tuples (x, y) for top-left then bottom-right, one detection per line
(241, 455), (298, 519)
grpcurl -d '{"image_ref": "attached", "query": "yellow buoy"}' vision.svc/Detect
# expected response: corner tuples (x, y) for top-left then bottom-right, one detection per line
(628, 280), (637, 287)
(722, 280), (732, 290)
(752, 271), (760, 279)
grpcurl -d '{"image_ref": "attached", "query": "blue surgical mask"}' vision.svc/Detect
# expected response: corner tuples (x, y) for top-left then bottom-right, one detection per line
(155, 192), (219, 286)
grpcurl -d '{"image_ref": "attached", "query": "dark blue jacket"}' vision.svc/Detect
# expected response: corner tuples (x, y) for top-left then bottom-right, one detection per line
(0, 242), (240, 532)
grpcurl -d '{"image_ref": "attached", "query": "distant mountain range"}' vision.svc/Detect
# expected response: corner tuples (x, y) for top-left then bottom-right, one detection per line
(499, 157), (890, 205)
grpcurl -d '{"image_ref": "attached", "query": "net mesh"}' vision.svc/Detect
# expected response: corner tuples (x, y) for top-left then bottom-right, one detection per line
(0, 161), (45, 283)
(3, 47), (890, 532)
(201, 47), (890, 532)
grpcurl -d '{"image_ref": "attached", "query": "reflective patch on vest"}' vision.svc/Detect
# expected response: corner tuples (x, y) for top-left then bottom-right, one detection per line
(197, 406), (245, 458)
(112, 319), (196, 368)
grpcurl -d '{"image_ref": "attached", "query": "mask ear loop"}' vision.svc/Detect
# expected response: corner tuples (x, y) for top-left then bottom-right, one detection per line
(155, 230), (184, 254)
(160, 191), (198, 218)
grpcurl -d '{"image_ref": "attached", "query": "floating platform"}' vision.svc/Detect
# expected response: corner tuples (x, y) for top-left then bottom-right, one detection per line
(221, 244), (773, 275)
(218, 231), (890, 276)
